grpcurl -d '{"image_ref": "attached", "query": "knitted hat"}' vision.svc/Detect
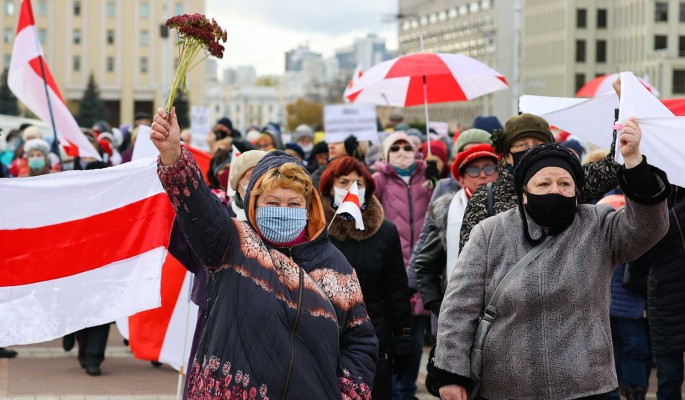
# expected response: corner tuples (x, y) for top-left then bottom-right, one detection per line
(472, 115), (503, 134)
(285, 142), (305, 160)
(560, 139), (585, 157)
(455, 128), (492, 153)
(23, 138), (50, 155)
(513, 143), (584, 199)
(492, 113), (554, 155)
(451, 144), (499, 180)
(382, 131), (415, 160)
(228, 150), (267, 192)
(311, 141), (329, 156)
(21, 126), (42, 141)
(293, 124), (314, 142)
(420, 140), (448, 166)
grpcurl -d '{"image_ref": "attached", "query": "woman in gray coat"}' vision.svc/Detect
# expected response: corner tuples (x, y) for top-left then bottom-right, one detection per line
(427, 118), (671, 400)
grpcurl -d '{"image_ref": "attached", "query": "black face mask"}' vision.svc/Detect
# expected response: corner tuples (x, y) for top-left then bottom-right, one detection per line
(524, 192), (577, 231)
(510, 150), (527, 168)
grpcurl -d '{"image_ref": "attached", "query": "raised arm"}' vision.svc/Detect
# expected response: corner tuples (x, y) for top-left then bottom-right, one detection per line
(152, 107), (234, 270)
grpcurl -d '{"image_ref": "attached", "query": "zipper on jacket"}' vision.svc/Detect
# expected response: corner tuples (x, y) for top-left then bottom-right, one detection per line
(407, 177), (415, 252)
(282, 259), (304, 399)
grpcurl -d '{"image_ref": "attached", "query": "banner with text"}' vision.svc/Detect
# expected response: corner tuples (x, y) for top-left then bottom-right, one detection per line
(324, 103), (378, 143)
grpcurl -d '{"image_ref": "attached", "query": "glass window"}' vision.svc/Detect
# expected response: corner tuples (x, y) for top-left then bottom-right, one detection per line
(575, 73), (586, 93)
(140, 57), (148, 73)
(577, 8), (587, 28)
(175, 2), (183, 15)
(438, 11), (447, 21)
(140, 30), (149, 46)
(73, 29), (81, 45)
(596, 40), (607, 63)
(140, 2), (149, 18)
(674, 70), (685, 93)
(459, 5), (468, 16)
(655, 2), (669, 22)
(429, 13), (437, 24)
(107, 29), (114, 45)
(679, 36), (685, 57)
(38, 0), (47, 16)
(106, 1), (115, 17)
(73, 55), (80, 72)
(448, 8), (458, 18)
(654, 35), (668, 50)
(597, 9), (607, 28)
(680, 2), (685, 22)
(576, 40), (586, 62)
(5, 0), (13, 16)
(107, 56), (114, 72)
(470, 2), (480, 13)
(73, 1), (80, 16)
(3, 28), (12, 44)
(38, 28), (46, 45)
(482, 0), (491, 10)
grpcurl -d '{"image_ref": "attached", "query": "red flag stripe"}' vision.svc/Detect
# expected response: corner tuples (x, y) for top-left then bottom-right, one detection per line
(28, 56), (66, 104)
(0, 193), (174, 286)
(129, 254), (186, 361)
(342, 192), (360, 208)
(16, 0), (35, 34)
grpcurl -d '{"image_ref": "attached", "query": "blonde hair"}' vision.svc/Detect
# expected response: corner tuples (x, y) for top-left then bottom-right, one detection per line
(251, 162), (314, 204)
(582, 148), (609, 165)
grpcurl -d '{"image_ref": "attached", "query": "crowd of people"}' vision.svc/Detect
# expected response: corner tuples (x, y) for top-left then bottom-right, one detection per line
(1, 94), (684, 400)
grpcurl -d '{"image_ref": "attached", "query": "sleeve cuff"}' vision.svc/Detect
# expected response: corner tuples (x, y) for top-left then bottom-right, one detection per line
(618, 156), (671, 205)
(425, 347), (474, 396)
(157, 145), (189, 176)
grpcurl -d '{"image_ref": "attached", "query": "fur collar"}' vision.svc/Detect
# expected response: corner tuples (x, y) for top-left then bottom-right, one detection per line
(322, 194), (384, 241)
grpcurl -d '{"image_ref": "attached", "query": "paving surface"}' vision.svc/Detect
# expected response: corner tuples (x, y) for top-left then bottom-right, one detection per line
(1, 324), (681, 399)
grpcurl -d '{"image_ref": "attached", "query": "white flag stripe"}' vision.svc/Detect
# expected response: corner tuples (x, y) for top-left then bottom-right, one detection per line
(158, 272), (199, 372)
(0, 158), (163, 229)
(0, 247), (164, 347)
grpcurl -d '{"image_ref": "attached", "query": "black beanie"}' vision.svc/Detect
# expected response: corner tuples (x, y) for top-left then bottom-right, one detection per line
(513, 144), (585, 198)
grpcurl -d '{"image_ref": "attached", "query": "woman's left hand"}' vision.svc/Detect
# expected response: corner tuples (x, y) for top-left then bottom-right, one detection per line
(619, 116), (643, 168)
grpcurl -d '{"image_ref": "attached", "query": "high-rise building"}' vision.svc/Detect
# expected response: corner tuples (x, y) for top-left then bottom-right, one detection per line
(398, 0), (515, 129)
(285, 45), (322, 72)
(521, 0), (685, 98)
(0, 0), (207, 126)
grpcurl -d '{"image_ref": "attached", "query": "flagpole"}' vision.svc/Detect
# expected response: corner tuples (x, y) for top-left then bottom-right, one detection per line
(31, 33), (63, 166)
(176, 273), (194, 400)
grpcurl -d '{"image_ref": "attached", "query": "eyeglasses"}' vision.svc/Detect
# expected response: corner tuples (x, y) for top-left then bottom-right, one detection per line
(509, 143), (541, 152)
(389, 144), (413, 153)
(464, 164), (497, 178)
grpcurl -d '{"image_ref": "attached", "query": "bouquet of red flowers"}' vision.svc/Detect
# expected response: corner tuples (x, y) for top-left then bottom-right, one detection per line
(165, 13), (227, 113)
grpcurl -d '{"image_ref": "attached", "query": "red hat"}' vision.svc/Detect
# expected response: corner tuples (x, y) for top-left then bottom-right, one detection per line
(420, 140), (448, 166)
(452, 144), (499, 179)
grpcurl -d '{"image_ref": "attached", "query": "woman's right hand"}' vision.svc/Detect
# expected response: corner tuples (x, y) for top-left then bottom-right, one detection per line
(151, 107), (181, 166)
(439, 384), (468, 400)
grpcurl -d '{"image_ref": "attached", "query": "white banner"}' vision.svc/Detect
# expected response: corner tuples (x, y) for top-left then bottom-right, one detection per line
(324, 103), (378, 143)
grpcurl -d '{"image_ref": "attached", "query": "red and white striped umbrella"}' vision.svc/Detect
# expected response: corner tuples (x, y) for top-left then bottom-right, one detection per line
(345, 53), (509, 107)
(576, 73), (660, 97)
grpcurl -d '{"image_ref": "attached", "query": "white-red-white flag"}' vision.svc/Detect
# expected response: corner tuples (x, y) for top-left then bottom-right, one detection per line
(336, 181), (365, 230)
(0, 159), (174, 347)
(343, 64), (364, 103)
(8, 0), (101, 160)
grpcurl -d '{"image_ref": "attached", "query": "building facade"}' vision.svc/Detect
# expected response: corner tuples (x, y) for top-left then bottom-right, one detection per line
(0, 0), (207, 126)
(522, 0), (685, 98)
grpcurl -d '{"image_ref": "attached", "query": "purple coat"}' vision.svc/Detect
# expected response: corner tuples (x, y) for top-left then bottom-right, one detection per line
(372, 160), (433, 271)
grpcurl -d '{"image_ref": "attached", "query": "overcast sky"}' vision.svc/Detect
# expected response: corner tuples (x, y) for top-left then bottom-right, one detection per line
(205, 0), (398, 76)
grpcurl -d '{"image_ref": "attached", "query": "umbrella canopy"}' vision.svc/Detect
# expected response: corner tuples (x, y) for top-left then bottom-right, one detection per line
(576, 73), (660, 97)
(346, 53), (509, 107)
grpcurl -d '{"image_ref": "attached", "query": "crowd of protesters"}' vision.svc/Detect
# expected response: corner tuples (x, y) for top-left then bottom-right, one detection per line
(2, 93), (683, 400)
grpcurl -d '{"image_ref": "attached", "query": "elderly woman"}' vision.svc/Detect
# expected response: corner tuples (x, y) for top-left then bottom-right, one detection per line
(427, 118), (670, 400)
(319, 156), (414, 400)
(151, 108), (377, 400)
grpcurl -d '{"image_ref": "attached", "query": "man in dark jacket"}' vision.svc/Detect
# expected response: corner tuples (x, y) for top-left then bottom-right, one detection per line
(640, 186), (685, 400)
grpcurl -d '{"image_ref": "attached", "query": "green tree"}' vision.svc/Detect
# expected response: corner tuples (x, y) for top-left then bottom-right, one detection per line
(0, 68), (20, 116)
(286, 98), (323, 132)
(174, 88), (190, 129)
(76, 73), (108, 127)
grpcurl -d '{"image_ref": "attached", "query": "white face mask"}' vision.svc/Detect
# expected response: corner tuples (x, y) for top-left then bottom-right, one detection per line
(333, 186), (366, 208)
(389, 149), (416, 170)
(299, 142), (314, 153)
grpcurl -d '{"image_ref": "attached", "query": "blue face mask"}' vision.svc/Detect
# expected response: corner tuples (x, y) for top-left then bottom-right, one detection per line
(255, 206), (307, 244)
(28, 156), (46, 170)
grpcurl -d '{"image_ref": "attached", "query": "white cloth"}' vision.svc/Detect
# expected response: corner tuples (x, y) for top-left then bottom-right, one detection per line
(445, 189), (469, 282)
